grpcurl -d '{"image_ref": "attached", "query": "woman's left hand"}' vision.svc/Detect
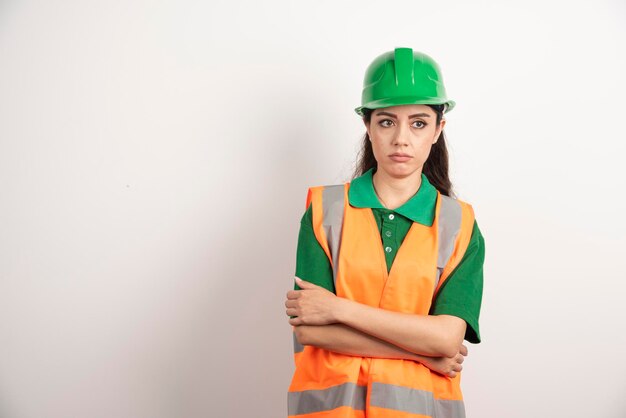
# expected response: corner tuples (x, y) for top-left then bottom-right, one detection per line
(285, 277), (342, 326)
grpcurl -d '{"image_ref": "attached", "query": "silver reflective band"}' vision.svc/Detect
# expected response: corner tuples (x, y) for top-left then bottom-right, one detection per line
(292, 330), (304, 354)
(435, 194), (462, 291)
(288, 382), (366, 415)
(370, 382), (466, 418)
(288, 381), (465, 417)
(321, 185), (345, 285)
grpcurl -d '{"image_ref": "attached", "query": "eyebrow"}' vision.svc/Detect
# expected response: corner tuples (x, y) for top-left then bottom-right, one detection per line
(374, 111), (431, 118)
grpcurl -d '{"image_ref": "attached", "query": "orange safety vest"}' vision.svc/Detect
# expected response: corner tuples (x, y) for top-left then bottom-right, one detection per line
(288, 180), (475, 418)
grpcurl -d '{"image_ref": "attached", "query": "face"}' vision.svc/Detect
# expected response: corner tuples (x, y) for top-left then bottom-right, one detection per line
(365, 104), (445, 179)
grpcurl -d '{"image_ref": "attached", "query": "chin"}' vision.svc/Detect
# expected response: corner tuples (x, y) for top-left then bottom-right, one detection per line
(383, 164), (418, 178)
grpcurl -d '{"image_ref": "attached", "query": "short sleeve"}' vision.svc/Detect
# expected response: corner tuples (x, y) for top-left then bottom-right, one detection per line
(290, 203), (336, 320)
(430, 219), (485, 344)
(294, 203), (336, 294)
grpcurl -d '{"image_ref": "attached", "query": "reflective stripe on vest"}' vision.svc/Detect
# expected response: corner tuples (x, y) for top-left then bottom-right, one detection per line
(288, 381), (465, 417)
(292, 328), (304, 354)
(436, 194), (463, 292)
(289, 181), (475, 417)
(322, 184), (346, 281)
(288, 382), (366, 416)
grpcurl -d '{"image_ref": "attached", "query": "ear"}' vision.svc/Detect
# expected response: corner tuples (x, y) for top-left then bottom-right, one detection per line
(433, 119), (446, 144)
(364, 118), (372, 140)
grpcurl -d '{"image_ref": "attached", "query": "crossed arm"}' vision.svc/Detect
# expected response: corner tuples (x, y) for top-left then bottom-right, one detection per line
(286, 277), (467, 361)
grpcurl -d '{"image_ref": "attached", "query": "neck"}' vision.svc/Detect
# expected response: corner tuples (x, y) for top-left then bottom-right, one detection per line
(372, 168), (423, 210)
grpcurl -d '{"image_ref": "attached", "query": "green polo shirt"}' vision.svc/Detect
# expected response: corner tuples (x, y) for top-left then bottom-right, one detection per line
(294, 167), (485, 344)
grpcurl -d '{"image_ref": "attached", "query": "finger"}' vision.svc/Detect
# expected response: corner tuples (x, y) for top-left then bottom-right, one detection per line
(286, 308), (298, 316)
(295, 277), (318, 289)
(448, 370), (457, 378)
(286, 290), (301, 299)
(288, 316), (302, 326)
(456, 354), (465, 364)
(285, 300), (297, 308)
(460, 344), (468, 356)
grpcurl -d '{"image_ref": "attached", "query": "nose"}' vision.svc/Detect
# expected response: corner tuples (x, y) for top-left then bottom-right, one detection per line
(392, 120), (410, 146)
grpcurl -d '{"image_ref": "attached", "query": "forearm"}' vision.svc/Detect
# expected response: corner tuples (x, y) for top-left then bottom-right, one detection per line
(335, 299), (465, 357)
(296, 323), (438, 364)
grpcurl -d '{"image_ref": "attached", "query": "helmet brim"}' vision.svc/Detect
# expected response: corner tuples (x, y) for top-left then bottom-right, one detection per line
(355, 97), (456, 116)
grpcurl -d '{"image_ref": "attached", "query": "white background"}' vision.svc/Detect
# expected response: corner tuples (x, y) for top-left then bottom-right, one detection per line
(1, 1), (625, 417)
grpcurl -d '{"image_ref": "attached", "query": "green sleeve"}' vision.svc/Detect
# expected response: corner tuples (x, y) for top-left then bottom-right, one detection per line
(294, 203), (336, 293)
(430, 219), (485, 344)
(290, 203), (336, 320)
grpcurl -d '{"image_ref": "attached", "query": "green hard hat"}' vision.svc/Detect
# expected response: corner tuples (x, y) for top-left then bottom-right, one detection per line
(355, 47), (455, 116)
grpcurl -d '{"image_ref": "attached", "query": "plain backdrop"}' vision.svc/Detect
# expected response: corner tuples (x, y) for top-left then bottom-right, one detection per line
(1, 1), (625, 417)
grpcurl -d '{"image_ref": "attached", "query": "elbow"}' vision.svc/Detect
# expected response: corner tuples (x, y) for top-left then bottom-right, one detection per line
(435, 315), (467, 357)
(439, 339), (460, 358)
(438, 329), (467, 357)
(294, 325), (311, 346)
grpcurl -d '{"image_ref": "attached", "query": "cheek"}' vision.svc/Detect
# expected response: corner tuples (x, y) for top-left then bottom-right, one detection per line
(369, 141), (379, 159)
(368, 134), (381, 150)
(418, 138), (434, 151)
(370, 125), (393, 141)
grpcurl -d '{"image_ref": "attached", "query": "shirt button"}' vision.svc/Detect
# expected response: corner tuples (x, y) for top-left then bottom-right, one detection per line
(385, 246), (393, 253)
(388, 214), (395, 220)
(385, 230), (392, 237)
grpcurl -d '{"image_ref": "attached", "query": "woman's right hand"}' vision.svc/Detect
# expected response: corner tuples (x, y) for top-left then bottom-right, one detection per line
(420, 343), (468, 378)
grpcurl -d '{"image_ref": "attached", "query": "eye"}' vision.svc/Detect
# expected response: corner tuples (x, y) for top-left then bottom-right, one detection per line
(412, 120), (427, 129)
(378, 119), (394, 128)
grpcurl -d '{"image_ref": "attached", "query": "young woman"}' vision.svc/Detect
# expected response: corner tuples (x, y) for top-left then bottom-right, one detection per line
(285, 47), (485, 418)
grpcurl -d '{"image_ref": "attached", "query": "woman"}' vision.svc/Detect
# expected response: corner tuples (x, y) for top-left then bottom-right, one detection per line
(285, 47), (485, 418)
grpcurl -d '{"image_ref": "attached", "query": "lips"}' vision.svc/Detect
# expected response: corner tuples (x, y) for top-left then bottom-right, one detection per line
(389, 153), (412, 162)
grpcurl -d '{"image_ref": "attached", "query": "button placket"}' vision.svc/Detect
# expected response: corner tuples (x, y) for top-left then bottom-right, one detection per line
(381, 211), (397, 254)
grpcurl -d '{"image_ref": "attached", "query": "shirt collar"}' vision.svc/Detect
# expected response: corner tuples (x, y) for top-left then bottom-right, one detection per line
(348, 167), (438, 226)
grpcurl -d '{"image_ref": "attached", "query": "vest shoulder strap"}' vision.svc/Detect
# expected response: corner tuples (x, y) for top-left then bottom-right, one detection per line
(433, 194), (475, 298)
(306, 184), (347, 280)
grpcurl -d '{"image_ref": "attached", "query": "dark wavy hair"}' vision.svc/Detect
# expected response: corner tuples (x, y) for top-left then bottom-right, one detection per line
(351, 104), (456, 198)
